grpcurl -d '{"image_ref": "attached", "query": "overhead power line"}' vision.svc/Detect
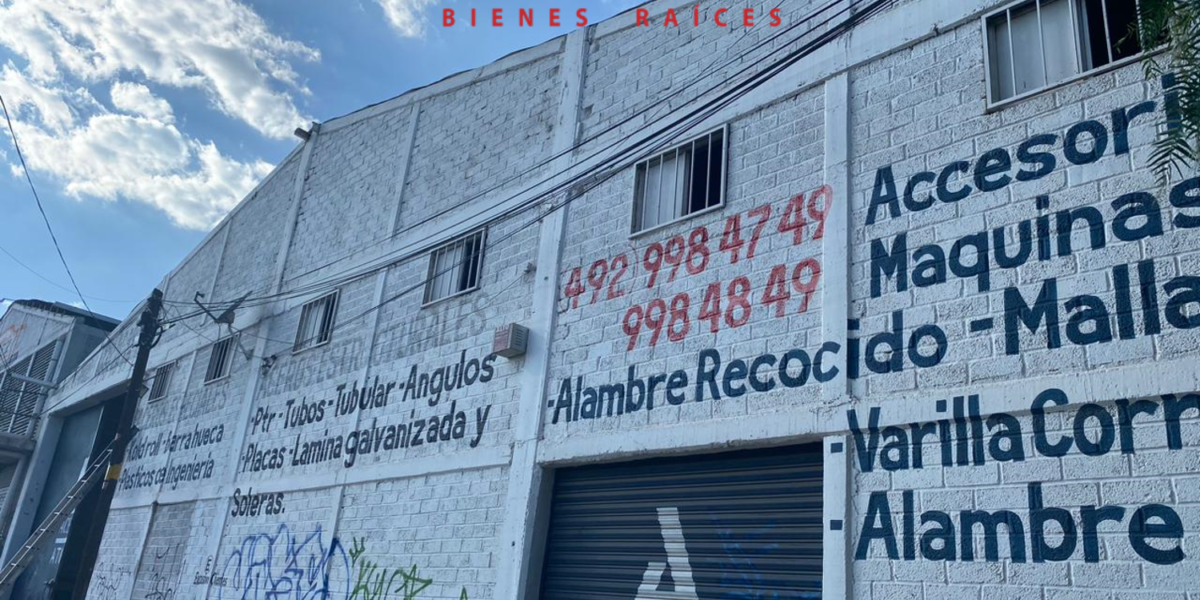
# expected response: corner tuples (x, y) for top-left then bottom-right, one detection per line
(164, 0), (895, 359)
(279, 0), (844, 287)
(165, 0), (874, 324)
(39, 0), (896, 419)
(0, 244), (135, 304)
(0, 94), (135, 368)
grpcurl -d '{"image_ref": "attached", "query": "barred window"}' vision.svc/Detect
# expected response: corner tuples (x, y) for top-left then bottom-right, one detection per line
(148, 361), (175, 401)
(632, 127), (726, 235)
(0, 340), (55, 436)
(423, 231), (485, 305)
(986, 0), (1142, 104)
(294, 292), (339, 352)
(205, 336), (236, 383)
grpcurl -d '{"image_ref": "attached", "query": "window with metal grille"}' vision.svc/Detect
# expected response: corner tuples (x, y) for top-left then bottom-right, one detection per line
(204, 336), (236, 383)
(423, 231), (485, 305)
(0, 356), (32, 436)
(986, 0), (1143, 104)
(148, 361), (175, 401)
(632, 127), (726, 235)
(0, 341), (56, 436)
(294, 292), (339, 352)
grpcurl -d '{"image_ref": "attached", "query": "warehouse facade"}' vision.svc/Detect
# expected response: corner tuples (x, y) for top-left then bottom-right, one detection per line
(12, 0), (1200, 598)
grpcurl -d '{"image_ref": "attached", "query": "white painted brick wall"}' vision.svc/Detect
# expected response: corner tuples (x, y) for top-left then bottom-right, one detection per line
(38, 2), (1200, 600)
(849, 396), (1200, 599)
(284, 107), (413, 281)
(85, 507), (150, 600)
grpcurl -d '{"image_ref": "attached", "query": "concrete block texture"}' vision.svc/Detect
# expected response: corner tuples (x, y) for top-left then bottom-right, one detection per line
(37, 1), (1200, 599)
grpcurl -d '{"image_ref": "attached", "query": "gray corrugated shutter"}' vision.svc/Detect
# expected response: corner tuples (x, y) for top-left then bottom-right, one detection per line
(539, 443), (824, 600)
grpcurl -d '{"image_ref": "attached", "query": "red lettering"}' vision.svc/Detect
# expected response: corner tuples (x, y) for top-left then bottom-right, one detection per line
(442, 8), (455, 26)
(714, 8), (728, 26)
(743, 8), (754, 26)
(694, 5), (700, 25)
(761, 265), (791, 317)
(699, 284), (722, 333)
(636, 8), (649, 26)
(587, 259), (608, 305)
(576, 8), (588, 26)
(607, 255), (628, 299)
(520, 8), (533, 26)
(470, 8), (476, 26)
(564, 268), (584, 310)
(769, 8), (782, 26)
(549, 8), (560, 26)
(492, 8), (502, 26)
(664, 8), (678, 27)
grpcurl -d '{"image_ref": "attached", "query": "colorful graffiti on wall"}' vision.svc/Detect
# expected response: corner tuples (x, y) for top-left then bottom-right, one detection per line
(214, 524), (471, 600)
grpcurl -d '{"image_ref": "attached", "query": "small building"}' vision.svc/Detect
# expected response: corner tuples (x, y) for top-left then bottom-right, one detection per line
(18, 1), (1200, 599)
(0, 300), (118, 598)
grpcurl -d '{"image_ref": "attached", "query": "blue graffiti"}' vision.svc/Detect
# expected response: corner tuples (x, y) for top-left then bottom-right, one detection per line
(218, 524), (351, 600)
(707, 513), (787, 600)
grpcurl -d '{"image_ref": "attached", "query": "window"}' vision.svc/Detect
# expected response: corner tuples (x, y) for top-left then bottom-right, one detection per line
(0, 340), (55, 436)
(148, 361), (175, 401)
(205, 336), (236, 383)
(423, 231), (485, 305)
(986, 0), (1143, 104)
(632, 127), (727, 235)
(294, 292), (339, 352)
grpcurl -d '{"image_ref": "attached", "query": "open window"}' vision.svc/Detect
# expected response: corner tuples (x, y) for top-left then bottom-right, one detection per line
(986, 0), (1143, 105)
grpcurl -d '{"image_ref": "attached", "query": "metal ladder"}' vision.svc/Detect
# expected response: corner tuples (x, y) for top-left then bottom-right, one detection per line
(0, 445), (114, 595)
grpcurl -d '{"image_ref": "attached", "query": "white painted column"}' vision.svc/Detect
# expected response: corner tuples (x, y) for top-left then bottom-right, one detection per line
(494, 27), (589, 600)
(220, 121), (321, 488)
(202, 121), (322, 600)
(822, 434), (852, 600)
(389, 103), (422, 237)
(125, 505), (156, 600)
(822, 71), (852, 403)
(821, 9), (855, 599)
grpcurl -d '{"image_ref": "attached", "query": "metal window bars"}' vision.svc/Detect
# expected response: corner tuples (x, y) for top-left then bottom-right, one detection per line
(294, 292), (339, 351)
(632, 127), (726, 234)
(987, 0), (1142, 104)
(147, 361), (174, 401)
(423, 230), (485, 305)
(205, 336), (235, 383)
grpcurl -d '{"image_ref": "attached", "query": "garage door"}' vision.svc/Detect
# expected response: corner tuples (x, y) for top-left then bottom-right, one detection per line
(539, 443), (824, 600)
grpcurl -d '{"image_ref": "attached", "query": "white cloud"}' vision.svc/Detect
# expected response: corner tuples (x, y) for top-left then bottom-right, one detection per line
(111, 82), (173, 123)
(1, 66), (272, 230)
(375, 0), (439, 38)
(0, 0), (316, 230)
(0, 0), (318, 140)
(0, 63), (75, 132)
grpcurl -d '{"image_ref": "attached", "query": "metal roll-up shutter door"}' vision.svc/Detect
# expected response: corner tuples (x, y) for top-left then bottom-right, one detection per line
(539, 443), (824, 600)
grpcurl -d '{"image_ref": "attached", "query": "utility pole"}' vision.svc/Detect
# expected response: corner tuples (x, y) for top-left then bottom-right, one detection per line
(66, 288), (163, 600)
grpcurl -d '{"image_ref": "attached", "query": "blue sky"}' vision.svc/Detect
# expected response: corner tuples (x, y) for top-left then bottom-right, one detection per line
(0, 0), (640, 320)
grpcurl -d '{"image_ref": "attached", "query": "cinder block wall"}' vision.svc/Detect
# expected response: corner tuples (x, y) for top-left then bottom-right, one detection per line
(28, 1), (1197, 599)
(845, 11), (1200, 600)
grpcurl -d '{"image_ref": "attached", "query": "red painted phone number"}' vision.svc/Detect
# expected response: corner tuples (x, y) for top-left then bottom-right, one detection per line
(561, 184), (834, 350)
